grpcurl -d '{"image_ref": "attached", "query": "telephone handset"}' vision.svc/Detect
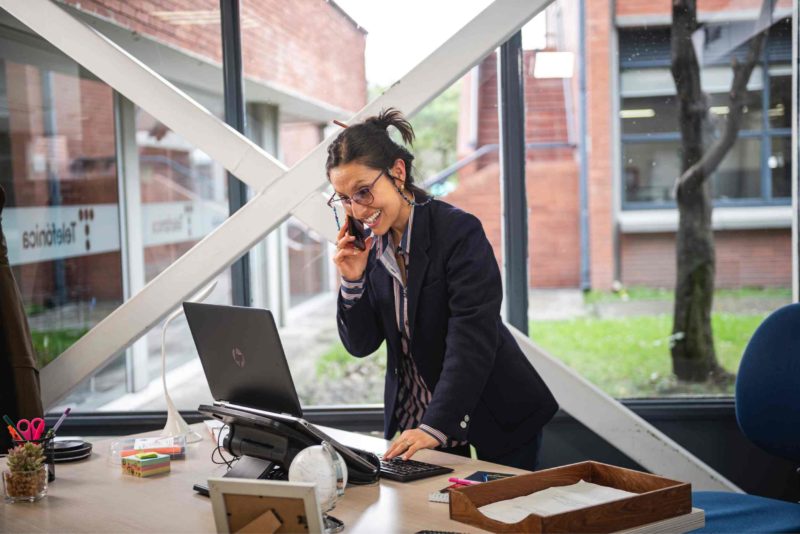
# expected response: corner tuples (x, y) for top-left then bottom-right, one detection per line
(199, 404), (380, 485)
(347, 215), (367, 251)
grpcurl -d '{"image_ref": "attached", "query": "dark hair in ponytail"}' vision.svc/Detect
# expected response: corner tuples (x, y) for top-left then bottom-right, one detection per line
(326, 108), (427, 198)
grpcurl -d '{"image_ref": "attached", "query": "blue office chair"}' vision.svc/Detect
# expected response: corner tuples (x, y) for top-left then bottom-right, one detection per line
(693, 303), (800, 533)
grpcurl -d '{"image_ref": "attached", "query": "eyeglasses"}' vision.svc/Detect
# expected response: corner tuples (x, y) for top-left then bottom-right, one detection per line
(327, 169), (386, 209)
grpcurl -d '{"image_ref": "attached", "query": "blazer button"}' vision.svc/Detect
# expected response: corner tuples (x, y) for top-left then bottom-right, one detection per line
(460, 421), (467, 429)
(464, 415), (470, 422)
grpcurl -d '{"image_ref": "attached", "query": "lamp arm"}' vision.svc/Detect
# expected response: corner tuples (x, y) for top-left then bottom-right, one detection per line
(161, 280), (218, 408)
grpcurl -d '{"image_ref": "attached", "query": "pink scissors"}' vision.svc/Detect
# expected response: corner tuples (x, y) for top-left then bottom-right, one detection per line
(16, 418), (45, 440)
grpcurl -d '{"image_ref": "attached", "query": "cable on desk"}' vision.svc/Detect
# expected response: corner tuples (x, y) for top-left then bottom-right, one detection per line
(210, 424), (237, 470)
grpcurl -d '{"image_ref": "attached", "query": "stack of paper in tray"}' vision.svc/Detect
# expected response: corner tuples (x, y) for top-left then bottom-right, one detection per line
(122, 452), (171, 477)
(478, 480), (637, 522)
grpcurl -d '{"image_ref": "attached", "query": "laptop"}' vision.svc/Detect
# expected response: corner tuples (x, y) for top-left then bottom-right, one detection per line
(182, 302), (302, 417)
(184, 302), (453, 483)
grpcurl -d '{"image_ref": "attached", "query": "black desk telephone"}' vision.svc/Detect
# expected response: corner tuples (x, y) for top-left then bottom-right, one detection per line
(199, 404), (381, 485)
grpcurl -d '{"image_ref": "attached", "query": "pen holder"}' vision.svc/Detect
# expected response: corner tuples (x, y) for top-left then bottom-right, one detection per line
(13, 437), (55, 482)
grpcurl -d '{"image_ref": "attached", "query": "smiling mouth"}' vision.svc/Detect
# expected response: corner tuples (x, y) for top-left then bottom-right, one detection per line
(363, 209), (382, 227)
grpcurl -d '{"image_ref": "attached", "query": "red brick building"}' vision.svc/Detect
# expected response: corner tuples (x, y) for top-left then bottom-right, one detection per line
(454, 0), (793, 290)
(3, 1), (366, 307)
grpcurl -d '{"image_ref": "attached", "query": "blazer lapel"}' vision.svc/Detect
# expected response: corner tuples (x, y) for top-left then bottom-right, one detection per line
(406, 204), (431, 342)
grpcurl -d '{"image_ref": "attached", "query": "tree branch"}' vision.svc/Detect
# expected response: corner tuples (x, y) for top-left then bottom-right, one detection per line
(670, 1), (703, 103)
(677, 0), (773, 193)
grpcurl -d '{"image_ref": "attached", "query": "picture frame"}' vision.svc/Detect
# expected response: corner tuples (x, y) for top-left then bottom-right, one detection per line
(208, 478), (324, 534)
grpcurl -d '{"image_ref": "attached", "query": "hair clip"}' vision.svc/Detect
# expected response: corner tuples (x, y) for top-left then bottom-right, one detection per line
(333, 119), (348, 129)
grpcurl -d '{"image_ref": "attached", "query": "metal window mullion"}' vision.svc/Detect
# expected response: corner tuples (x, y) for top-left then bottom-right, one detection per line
(498, 31), (528, 334)
(113, 92), (149, 392)
(220, 0), (251, 306)
(583, 0), (593, 290)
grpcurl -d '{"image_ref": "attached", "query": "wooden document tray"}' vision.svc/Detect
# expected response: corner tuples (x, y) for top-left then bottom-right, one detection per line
(449, 461), (692, 533)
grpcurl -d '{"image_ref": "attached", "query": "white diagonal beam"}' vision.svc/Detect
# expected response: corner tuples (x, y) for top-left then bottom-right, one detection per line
(11, 0), (551, 407)
(509, 328), (741, 491)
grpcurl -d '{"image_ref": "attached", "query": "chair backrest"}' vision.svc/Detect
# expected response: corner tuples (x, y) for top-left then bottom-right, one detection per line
(735, 303), (800, 463)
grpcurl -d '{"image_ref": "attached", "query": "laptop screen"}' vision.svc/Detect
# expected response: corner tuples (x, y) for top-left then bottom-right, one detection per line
(183, 302), (303, 417)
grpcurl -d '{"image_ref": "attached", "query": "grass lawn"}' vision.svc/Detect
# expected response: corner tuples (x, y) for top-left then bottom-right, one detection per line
(316, 287), (778, 399)
(584, 286), (792, 304)
(316, 341), (386, 379)
(530, 313), (765, 397)
(31, 328), (88, 368)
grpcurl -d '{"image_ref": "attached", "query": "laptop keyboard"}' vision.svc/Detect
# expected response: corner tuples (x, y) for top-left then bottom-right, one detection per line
(379, 457), (453, 482)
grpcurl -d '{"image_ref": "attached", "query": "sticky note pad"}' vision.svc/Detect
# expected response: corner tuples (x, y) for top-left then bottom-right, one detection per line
(122, 451), (171, 477)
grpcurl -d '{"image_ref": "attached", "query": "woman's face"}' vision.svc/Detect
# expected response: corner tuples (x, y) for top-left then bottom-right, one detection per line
(329, 159), (407, 236)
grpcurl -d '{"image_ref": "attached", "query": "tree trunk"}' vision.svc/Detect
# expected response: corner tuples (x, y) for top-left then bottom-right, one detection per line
(669, 0), (771, 382)
(672, 182), (720, 380)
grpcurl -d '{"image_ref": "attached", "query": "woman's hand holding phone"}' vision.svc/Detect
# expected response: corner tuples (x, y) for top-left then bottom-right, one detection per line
(334, 216), (373, 282)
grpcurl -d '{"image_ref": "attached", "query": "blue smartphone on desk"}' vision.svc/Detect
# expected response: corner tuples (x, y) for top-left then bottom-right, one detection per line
(468, 470), (514, 482)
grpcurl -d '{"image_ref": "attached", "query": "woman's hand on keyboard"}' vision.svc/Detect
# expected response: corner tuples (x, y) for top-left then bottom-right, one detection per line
(383, 428), (439, 461)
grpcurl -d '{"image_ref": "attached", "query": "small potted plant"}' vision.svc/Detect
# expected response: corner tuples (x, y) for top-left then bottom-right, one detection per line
(3, 442), (48, 503)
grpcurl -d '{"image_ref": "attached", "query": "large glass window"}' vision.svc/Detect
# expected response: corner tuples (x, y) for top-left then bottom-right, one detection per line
(0, 25), (122, 386)
(0, 3), (235, 411)
(3, 0), (796, 414)
(519, 0), (795, 400)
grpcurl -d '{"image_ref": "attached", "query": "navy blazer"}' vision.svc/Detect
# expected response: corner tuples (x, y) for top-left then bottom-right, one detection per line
(337, 199), (558, 458)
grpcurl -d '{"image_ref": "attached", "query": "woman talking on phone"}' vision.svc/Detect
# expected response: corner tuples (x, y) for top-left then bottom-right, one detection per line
(327, 108), (557, 470)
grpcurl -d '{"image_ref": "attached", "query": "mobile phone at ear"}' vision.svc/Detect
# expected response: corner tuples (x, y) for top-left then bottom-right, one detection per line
(347, 215), (367, 251)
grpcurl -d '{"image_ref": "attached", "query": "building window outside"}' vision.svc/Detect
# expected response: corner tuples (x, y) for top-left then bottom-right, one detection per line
(619, 20), (792, 208)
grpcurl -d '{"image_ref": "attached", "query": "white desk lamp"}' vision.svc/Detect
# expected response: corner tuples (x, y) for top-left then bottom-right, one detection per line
(160, 280), (217, 443)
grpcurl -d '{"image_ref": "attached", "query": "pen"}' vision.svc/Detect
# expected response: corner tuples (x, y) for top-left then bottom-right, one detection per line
(3, 415), (16, 429)
(6, 425), (22, 441)
(448, 477), (482, 486)
(50, 407), (72, 437)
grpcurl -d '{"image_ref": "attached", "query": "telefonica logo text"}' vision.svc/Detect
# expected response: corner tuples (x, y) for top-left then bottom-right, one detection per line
(22, 222), (78, 249)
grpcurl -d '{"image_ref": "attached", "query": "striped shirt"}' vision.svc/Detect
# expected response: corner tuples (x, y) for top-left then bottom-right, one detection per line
(340, 206), (465, 448)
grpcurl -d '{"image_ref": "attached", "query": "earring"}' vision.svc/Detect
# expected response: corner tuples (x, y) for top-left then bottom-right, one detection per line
(389, 177), (433, 207)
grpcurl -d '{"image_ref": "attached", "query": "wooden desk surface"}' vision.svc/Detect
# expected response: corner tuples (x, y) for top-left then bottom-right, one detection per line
(1, 423), (527, 533)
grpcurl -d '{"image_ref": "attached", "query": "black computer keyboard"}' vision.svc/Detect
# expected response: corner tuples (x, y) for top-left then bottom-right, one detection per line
(379, 457), (453, 482)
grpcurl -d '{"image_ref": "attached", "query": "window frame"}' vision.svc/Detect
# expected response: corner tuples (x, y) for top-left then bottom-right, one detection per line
(618, 22), (793, 210)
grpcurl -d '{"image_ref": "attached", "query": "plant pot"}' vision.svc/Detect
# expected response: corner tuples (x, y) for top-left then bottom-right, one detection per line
(13, 438), (56, 482)
(3, 465), (48, 503)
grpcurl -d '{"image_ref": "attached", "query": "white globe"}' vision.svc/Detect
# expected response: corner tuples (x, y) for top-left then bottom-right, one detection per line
(288, 443), (347, 512)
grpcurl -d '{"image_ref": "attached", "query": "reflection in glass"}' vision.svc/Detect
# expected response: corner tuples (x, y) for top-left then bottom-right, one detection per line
(624, 138), (762, 203)
(621, 94), (679, 135)
(710, 138), (761, 200)
(623, 141), (680, 203)
(768, 70), (791, 130)
(136, 108), (228, 283)
(621, 71), (763, 135)
(286, 219), (327, 308)
(136, 108), (231, 411)
(769, 136), (791, 198)
(0, 52), (121, 371)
